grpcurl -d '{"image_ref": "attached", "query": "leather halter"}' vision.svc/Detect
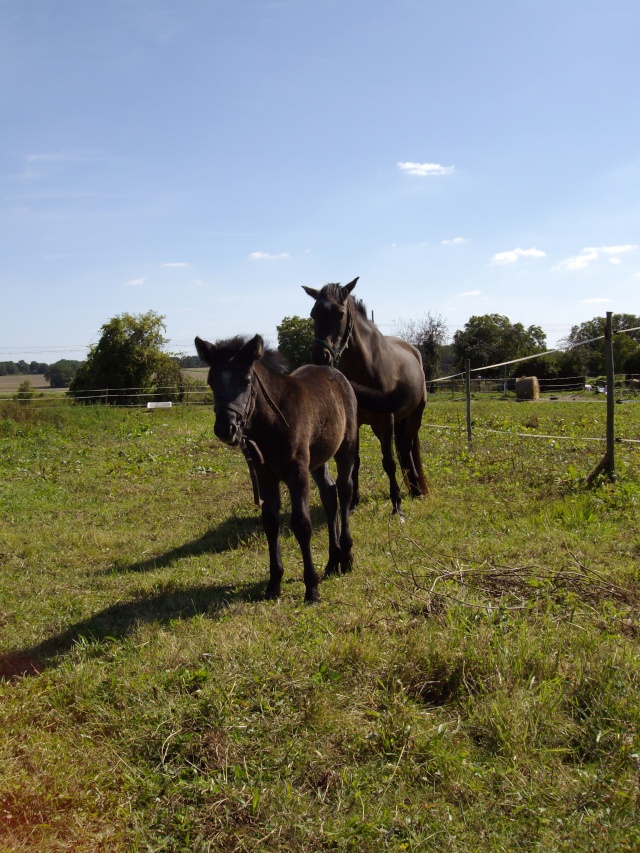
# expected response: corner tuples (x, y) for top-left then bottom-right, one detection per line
(220, 367), (290, 508)
(314, 305), (355, 364)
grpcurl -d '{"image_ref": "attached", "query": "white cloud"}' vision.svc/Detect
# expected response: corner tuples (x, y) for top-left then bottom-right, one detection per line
(442, 236), (467, 245)
(162, 262), (189, 268)
(582, 298), (612, 304)
(126, 277), (145, 287)
(459, 289), (482, 297)
(557, 244), (638, 270)
(398, 161), (454, 177)
(249, 251), (290, 260)
(491, 247), (546, 265)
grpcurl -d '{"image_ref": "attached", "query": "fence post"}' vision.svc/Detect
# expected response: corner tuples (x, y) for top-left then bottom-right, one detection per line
(465, 359), (472, 448)
(587, 311), (615, 484)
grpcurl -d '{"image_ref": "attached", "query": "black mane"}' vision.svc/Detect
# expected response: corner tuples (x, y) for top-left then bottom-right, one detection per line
(214, 335), (291, 374)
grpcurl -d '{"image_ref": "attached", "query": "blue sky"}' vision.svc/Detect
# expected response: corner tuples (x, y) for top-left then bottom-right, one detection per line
(2, 0), (639, 363)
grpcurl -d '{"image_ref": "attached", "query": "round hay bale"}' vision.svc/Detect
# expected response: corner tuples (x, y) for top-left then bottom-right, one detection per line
(515, 376), (540, 401)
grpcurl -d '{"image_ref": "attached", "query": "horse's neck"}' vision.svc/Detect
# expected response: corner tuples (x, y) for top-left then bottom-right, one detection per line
(343, 305), (383, 380)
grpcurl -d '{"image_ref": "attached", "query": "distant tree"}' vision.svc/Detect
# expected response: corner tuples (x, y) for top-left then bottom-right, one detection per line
(452, 314), (546, 373)
(394, 312), (448, 381)
(561, 314), (640, 376)
(277, 316), (314, 370)
(14, 380), (36, 404)
(69, 311), (179, 404)
(44, 360), (80, 388)
(29, 361), (48, 374)
(179, 354), (202, 368)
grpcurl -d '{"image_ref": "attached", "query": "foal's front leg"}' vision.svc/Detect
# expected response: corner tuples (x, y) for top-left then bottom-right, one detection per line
(287, 465), (320, 603)
(258, 471), (284, 599)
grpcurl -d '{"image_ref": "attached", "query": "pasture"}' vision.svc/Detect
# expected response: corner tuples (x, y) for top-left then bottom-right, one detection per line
(1, 398), (639, 851)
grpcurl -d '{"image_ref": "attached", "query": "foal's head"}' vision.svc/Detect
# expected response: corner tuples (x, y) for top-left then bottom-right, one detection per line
(302, 277), (360, 366)
(195, 335), (288, 445)
(194, 335), (263, 446)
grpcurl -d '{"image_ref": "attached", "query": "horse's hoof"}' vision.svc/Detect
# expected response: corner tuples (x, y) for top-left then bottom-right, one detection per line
(264, 585), (281, 600)
(324, 560), (340, 576)
(305, 590), (321, 604)
(340, 558), (353, 574)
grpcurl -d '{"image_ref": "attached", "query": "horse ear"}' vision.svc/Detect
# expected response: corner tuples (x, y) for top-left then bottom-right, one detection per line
(339, 277), (358, 303)
(195, 336), (215, 364)
(302, 285), (320, 300)
(239, 334), (264, 365)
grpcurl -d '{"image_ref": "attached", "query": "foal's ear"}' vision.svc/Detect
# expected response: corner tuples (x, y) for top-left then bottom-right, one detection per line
(195, 336), (215, 364)
(239, 334), (264, 365)
(302, 285), (320, 300)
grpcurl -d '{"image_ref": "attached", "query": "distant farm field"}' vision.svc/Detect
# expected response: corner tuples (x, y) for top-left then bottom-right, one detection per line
(0, 373), (53, 392)
(1, 399), (639, 851)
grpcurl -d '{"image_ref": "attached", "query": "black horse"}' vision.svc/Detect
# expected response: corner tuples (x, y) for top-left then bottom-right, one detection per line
(303, 277), (428, 515)
(195, 334), (358, 603)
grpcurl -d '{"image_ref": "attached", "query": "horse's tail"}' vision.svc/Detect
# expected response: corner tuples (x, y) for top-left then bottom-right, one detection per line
(394, 408), (430, 497)
(348, 381), (407, 413)
(410, 431), (429, 496)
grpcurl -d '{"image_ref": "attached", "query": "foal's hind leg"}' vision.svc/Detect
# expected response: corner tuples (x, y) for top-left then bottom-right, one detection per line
(286, 465), (321, 603)
(311, 464), (341, 576)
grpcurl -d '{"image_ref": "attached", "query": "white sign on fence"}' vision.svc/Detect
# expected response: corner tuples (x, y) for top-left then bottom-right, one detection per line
(147, 401), (172, 409)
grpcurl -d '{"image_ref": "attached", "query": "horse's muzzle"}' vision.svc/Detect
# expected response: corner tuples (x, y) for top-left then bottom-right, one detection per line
(311, 341), (333, 366)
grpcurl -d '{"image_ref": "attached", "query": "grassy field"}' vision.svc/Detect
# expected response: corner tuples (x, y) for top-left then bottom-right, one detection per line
(1, 397), (639, 851)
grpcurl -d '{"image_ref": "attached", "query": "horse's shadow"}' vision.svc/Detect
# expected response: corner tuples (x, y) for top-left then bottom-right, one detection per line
(106, 512), (264, 575)
(0, 578), (266, 681)
(1, 505), (333, 682)
(105, 505), (330, 576)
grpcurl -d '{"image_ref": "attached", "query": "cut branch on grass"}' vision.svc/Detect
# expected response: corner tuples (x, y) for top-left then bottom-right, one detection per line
(387, 528), (638, 622)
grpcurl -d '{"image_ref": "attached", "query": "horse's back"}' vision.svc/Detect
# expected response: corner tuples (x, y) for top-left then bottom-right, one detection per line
(290, 365), (358, 466)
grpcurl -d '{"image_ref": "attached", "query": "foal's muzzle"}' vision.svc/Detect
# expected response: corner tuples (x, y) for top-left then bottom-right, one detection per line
(214, 411), (243, 445)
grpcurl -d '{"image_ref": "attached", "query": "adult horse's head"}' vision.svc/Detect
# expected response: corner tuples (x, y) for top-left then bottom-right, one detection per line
(195, 334), (264, 446)
(303, 277), (359, 366)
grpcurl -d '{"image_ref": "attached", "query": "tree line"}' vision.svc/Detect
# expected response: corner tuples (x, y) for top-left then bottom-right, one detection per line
(14, 308), (638, 405)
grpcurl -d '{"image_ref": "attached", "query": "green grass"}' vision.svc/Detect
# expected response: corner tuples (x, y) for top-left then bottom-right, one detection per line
(1, 399), (639, 851)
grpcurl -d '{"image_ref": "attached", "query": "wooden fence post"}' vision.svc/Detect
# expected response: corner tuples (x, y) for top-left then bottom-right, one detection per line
(465, 359), (472, 448)
(587, 311), (616, 484)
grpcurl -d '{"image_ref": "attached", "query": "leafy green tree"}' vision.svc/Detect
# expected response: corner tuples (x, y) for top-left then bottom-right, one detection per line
(452, 314), (546, 373)
(395, 312), (448, 381)
(561, 314), (640, 376)
(44, 360), (80, 388)
(277, 316), (314, 370)
(69, 311), (179, 404)
(14, 380), (36, 404)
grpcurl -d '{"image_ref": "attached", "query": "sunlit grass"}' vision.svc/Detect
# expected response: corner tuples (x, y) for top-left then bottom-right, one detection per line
(1, 399), (639, 851)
